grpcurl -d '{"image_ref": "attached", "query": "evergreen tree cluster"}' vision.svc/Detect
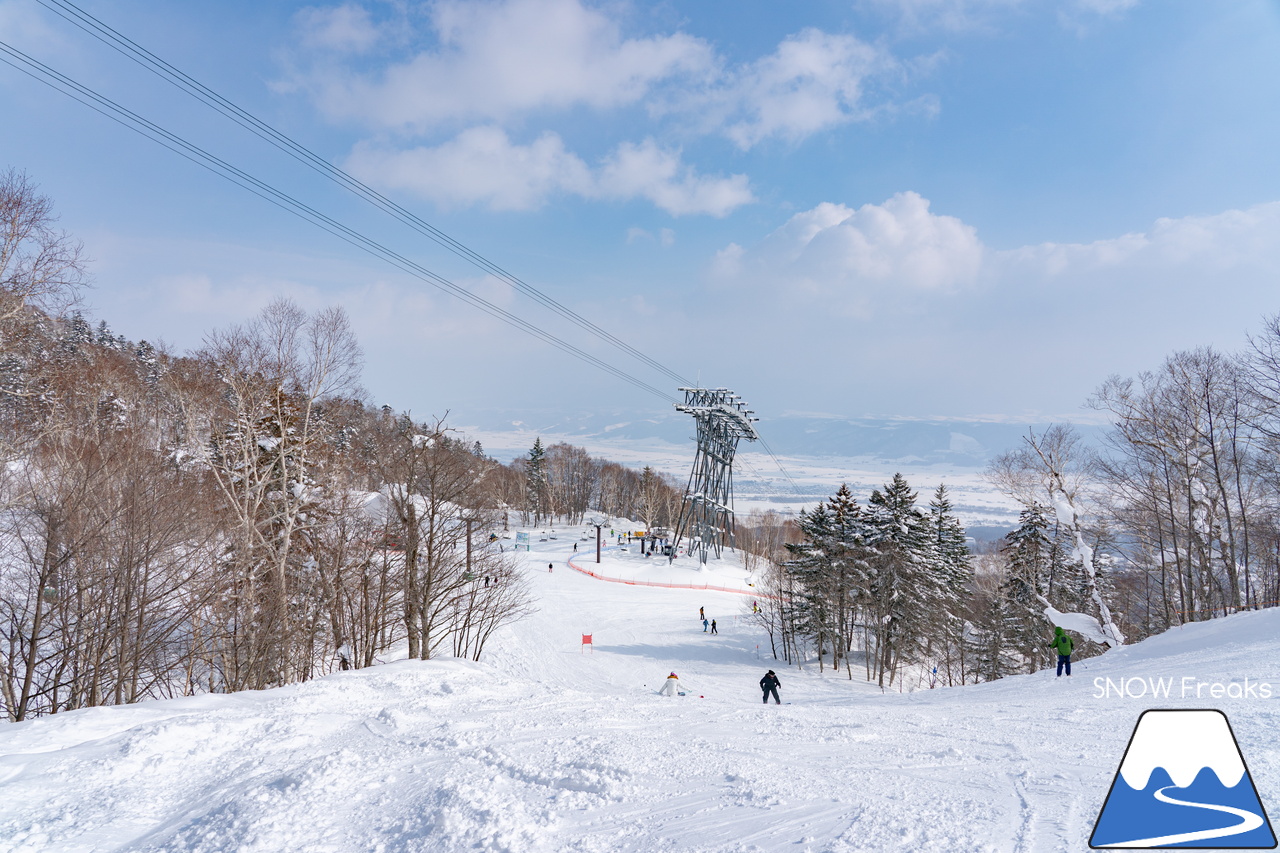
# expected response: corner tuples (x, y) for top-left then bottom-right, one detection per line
(777, 477), (972, 687)
(965, 504), (1090, 681)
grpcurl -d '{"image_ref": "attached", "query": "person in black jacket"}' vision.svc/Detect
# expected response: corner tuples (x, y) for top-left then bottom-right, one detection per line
(760, 670), (781, 704)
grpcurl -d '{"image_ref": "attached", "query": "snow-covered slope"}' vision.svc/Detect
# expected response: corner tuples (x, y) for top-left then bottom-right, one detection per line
(2, 539), (1278, 852)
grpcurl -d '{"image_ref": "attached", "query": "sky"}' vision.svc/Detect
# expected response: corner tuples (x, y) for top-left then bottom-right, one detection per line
(2, 0), (1280, 434)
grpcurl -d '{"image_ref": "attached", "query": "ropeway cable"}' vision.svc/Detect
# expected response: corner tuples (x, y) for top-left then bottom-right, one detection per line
(754, 434), (801, 494)
(39, 0), (813, 490)
(35, 0), (694, 389)
(6, 11), (803, 488)
(0, 40), (679, 404)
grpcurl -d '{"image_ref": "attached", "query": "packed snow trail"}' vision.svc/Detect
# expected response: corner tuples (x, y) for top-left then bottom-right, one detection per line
(1, 536), (1278, 852)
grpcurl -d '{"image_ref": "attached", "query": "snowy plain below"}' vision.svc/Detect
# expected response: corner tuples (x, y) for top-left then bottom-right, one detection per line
(2, 534), (1278, 852)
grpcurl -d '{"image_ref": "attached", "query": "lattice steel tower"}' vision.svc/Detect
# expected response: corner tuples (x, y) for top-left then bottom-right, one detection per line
(673, 388), (759, 565)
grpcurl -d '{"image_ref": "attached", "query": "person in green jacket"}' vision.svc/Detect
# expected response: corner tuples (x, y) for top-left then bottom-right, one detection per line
(1052, 626), (1074, 677)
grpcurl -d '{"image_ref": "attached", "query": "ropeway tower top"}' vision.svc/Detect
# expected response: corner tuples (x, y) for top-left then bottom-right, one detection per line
(673, 388), (758, 564)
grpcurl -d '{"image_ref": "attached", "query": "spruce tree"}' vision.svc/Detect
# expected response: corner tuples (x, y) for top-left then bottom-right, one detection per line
(864, 474), (930, 686)
(785, 499), (834, 668)
(525, 438), (548, 525)
(1000, 504), (1054, 673)
(926, 484), (973, 679)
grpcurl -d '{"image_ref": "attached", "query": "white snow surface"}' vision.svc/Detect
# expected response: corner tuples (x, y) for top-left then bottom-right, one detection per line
(3, 538), (1279, 852)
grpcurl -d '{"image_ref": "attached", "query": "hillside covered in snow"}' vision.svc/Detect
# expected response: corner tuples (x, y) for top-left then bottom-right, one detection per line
(2, 535), (1278, 853)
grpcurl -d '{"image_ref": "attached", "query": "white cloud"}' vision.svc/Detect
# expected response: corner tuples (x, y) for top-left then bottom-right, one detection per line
(295, 3), (386, 54)
(625, 227), (677, 247)
(596, 139), (753, 216)
(281, 0), (926, 218)
(862, 0), (1026, 33)
(1000, 202), (1280, 276)
(1073, 0), (1139, 13)
(297, 0), (713, 130)
(864, 0), (1137, 32)
(346, 129), (752, 216)
(345, 128), (592, 211)
(287, 0), (911, 149)
(0, 0), (69, 49)
(715, 194), (1280, 319)
(716, 192), (983, 312)
(720, 29), (895, 148)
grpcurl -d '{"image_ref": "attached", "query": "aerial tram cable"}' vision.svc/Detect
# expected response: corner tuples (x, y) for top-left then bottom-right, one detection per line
(34, 0), (694, 389)
(2, 21), (802, 489)
(0, 40), (679, 405)
(754, 435), (800, 494)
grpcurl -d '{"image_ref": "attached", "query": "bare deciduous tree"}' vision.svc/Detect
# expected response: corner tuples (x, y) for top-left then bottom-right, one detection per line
(0, 169), (86, 328)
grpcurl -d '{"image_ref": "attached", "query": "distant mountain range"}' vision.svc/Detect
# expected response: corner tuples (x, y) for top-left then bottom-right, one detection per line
(455, 409), (1106, 536)
(457, 407), (1103, 469)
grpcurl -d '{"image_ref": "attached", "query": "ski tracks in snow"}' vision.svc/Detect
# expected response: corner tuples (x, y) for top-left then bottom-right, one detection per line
(4, 550), (1279, 851)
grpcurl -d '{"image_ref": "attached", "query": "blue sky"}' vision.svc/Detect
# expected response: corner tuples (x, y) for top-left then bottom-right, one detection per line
(2, 0), (1279, 431)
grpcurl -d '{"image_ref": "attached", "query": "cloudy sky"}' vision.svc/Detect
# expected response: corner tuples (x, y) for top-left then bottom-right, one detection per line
(2, 0), (1279, 430)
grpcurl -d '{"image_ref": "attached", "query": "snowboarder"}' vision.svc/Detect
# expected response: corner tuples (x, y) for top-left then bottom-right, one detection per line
(703, 618), (709, 632)
(710, 619), (718, 635)
(659, 672), (684, 696)
(760, 670), (781, 705)
(1051, 626), (1074, 676)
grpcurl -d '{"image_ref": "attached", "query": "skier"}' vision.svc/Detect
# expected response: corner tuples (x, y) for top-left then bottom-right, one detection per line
(548, 562), (554, 573)
(699, 606), (705, 621)
(572, 542), (577, 553)
(710, 619), (718, 635)
(760, 670), (781, 705)
(1052, 626), (1074, 676)
(659, 671), (684, 696)
(703, 618), (709, 633)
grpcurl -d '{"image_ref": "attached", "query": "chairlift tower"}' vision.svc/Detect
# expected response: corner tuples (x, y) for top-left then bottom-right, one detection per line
(673, 388), (758, 565)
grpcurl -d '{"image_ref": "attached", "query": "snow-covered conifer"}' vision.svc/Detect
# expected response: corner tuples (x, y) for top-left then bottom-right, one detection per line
(525, 437), (548, 525)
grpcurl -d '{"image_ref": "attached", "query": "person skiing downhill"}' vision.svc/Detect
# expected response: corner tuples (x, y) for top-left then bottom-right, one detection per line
(659, 672), (684, 696)
(703, 618), (709, 632)
(710, 619), (718, 635)
(1051, 626), (1074, 676)
(760, 670), (781, 704)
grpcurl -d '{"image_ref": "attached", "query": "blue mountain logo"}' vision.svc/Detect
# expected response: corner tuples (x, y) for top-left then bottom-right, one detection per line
(1091, 709), (1276, 849)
